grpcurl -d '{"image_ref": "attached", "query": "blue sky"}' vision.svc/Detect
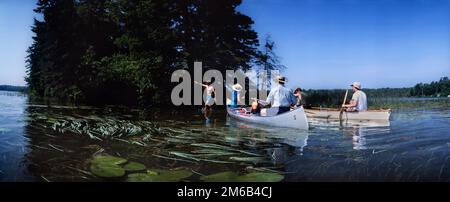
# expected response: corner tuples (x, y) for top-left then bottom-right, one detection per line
(239, 0), (450, 89)
(0, 0), (36, 86)
(0, 0), (449, 89)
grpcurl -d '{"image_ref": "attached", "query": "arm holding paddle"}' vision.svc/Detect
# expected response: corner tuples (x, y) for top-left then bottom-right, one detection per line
(342, 100), (357, 108)
(194, 81), (208, 87)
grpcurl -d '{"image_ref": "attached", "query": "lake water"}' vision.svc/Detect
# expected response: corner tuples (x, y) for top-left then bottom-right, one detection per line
(0, 90), (449, 182)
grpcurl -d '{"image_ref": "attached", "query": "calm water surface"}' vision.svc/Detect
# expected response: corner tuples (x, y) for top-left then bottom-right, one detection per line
(0, 91), (449, 181)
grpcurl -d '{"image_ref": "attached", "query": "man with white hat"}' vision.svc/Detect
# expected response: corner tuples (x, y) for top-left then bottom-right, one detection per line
(265, 76), (297, 114)
(343, 81), (368, 111)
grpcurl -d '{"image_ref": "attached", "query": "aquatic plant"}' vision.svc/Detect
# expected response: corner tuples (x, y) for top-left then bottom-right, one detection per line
(25, 107), (291, 180)
(90, 155), (128, 178)
(123, 162), (146, 172)
(27, 110), (170, 142)
(127, 169), (193, 182)
(91, 155), (128, 165)
(200, 171), (284, 182)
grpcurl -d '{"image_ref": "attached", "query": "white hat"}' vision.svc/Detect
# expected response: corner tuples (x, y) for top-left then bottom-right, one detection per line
(232, 83), (243, 92)
(351, 82), (362, 90)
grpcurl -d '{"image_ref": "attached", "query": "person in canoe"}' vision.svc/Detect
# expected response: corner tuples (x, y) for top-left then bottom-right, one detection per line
(343, 81), (368, 111)
(265, 76), (297, 114)
(230, 80), (243, 108)
(293, 87), (308, 108)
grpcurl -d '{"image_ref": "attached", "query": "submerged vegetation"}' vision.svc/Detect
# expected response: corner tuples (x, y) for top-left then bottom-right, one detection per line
(127, 169), (193, 182)
(89, 155), (194, 181)
(200, 171), (283, 182)
(88, 155), (282, 182)
(22, 99), (448, 182)
(24, 106), (287, 181)
(90, 155), (128, 177)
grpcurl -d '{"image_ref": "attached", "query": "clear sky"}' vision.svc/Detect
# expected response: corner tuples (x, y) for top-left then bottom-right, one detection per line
(0, 0), (449, 89)
(239, 0), (450, 89)
(0, 0), (36, 86)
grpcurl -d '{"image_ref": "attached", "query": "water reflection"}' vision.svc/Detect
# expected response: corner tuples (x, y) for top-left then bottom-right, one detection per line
(226, 118), (309, 164)
(1, 90), (449, 181)
(227, 118), (309, 150)
(309, 118), (392, 150)
(0, 91), (34, 181)
(202, 108), (213, 126)
(347, 127), (367, 150)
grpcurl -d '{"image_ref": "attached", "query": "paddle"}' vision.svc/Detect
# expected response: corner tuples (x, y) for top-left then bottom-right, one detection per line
(339, 90), (349, 125)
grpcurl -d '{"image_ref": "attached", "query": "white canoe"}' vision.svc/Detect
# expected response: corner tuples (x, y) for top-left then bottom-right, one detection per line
(227, 106), (309, 130)
(304, 107), (391, 121)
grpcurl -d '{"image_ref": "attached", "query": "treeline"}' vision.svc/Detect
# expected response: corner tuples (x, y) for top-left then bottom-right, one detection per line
(0, 85), (28, 92)
(303, 88), (411, 108)
(410, 77), (450, 97)
(303, 77), (449, 107)
(27, 0), (279, 106)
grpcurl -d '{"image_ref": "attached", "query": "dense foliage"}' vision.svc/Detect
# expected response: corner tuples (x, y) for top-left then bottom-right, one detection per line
(303, 88), (411, 108)
(303, 88), (410, 107)
(303, 77), (449, 108)
(26, 0), (264, 106)
(410, 77), (450, 97)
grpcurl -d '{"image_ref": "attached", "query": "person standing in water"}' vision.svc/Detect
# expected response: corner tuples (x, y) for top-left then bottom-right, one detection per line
(195, 81), (215, 112)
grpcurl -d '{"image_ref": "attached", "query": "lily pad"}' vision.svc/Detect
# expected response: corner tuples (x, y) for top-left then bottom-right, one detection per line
(90, 163), (125, 178)
(127, 169), (193, 182)
(240, 172), (284, 182)
(200, 171), (237, 182)
(126, 173), (153, 182)
(123, 162), (146, 172)
(89, 155), (128, 178)
(200, 171), (284, 182)
(91, 155), (127, 165)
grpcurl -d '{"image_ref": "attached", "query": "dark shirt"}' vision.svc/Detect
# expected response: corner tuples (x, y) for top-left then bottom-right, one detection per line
(295, 93), (307, 107)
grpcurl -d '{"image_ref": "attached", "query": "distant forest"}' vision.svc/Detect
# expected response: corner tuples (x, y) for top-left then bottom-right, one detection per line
(303, 88), (410, 108)
(303, 77), (450, 108)
(0, 85), (27, 92)
(409, 77), (450, 97)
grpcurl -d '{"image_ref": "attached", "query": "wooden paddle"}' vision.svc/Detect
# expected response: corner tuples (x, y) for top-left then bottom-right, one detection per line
(339, 90), (349, 125)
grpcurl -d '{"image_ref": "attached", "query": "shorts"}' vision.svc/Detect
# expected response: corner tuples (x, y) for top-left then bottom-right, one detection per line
(205, 95), (215, 106)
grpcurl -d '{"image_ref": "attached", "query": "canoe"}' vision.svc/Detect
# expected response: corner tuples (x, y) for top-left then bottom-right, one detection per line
(304, 107), (391, 121)
(227, 106), (309, 130)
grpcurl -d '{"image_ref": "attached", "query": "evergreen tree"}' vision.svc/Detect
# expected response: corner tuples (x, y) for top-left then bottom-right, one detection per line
(254, 35), (285, 90)
(26, 0), (265, 106)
